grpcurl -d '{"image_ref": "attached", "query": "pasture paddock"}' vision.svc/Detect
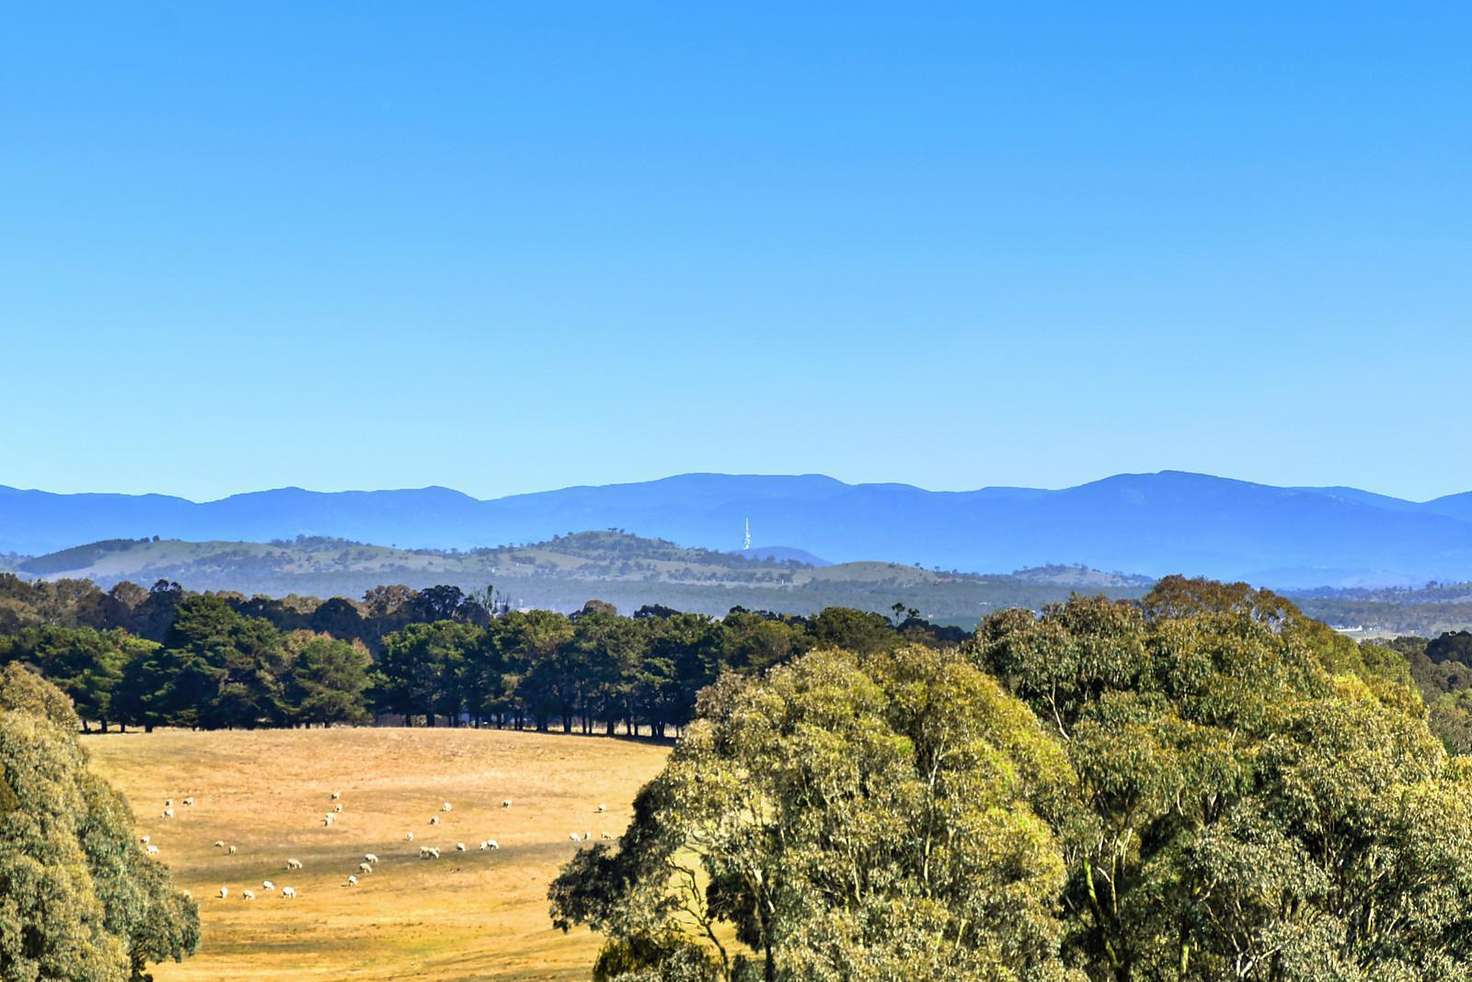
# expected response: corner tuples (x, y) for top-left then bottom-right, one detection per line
(88, 727), (669, 981)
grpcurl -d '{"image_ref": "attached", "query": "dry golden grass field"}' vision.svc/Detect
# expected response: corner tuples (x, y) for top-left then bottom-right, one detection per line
(87, 727), (671, 981)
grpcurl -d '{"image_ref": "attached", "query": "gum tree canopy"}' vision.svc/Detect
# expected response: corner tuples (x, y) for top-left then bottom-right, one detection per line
(0, 664), (198, 981)
(555, 582), (1472, 982)
(975, 590), (1472, 982)
(549, 645), (1083, 982)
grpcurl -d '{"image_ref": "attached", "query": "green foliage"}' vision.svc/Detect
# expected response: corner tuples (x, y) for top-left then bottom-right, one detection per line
(0, 626), (142, 731)
(281, 632), (375, 726)
(0, 661), (82, 731)
(974, 594), (1472, 981)
(0, 667), (197, 980)
(376, 620), (479, 726)
(550, 645), (1081, 981)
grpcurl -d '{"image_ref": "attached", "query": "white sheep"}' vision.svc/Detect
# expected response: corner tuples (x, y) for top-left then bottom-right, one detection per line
(569, 833), (581, 842)
(218, 886), (229, 899)
(479, 839), (499, 851)
(182, 797), (195, 807)
(227, 845), (237, 855)
(441, 801), (453, 812)
(146, 844), (160, 855)
(285, 858), (303, 870)
(346, 874), (358, 886)
(428, 815), (440, 826)
(139, 834), (150, 845)
(404, 832), (415, 842)
(424, 847), (440, 860)
(455, 842), (466, 852)
(281, 886), (297, 899)
(162, 807), (174, 819)
(333, 803), (343, 813)
(242, 889), (255, 900)
(601, 831), (614, 840)
(363, 853), (379, 864)
(501, 799), (512, 808)
(165, 799), (174, 808)
(358, 862), (373, 874)
(595, 803), (607, 813)
(323, 814), (335, 827)
(262, 880), (275, 891)
(330, 791), (341, 800)
(213, 840), (225, 848)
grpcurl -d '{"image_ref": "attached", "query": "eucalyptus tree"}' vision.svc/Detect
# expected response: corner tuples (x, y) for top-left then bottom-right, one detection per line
(550, 645), (1082, 982)
(975, 594), (1472, 981)
(0, 664), (198, 980)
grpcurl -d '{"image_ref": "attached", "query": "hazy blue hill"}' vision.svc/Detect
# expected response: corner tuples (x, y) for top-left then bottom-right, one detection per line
(1290, 485), (1425, 513)
(1424, 491), (1472, 524)
(6, 471), (1472, 587)
(736, 546), (831, 566)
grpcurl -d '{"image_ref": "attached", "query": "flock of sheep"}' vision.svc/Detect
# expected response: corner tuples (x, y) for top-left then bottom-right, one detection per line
(149, 789), (615, 903)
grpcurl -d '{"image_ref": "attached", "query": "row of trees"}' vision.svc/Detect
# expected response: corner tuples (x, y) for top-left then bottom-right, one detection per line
(552, 578), (1472, 981)
(0, 590), (957, 737)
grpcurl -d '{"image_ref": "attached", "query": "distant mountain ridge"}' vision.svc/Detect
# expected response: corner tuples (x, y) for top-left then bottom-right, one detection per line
(5, 471), (1472, 587)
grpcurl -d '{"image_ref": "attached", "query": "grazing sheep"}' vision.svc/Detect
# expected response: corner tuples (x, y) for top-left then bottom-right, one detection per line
(218, 887), (229, 899)
(501, 799), (512, 808)
(281, 886), (297, 899)
(569, 833), (581, 842)
(323, 814), (335, 827)
(418, 847), (440, 860)
(404, 831), (415, 842)
(358, 862), (373, 874)
(212, 840), (225, 848)
(182, 797), (195, 807)
(162, 807), (174, 819)
(346, 875), (358, 886)
(330, 791), (341, 800)
(262, 880), (275, 891)
(146, 844), (160, 855)
(227, 845), (237, 855)
(242, 890), (255, 900)
(455, 842), (466, 852)
(165, 799), (174, 808)
(601, 831), (613, 840)
(428, 815), (440, 826)
(333, 803), (343, 813)
(595, 804), (607, 813)
(441, 801), (453, 812)
(139, 834), (150, 845)
(479, 839), (499, 851)
(363, 853), (379, 864)
(285, 858), (303, 870)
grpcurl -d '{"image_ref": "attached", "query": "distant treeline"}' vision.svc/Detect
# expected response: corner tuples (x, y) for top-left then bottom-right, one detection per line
(0, 573), (963, 736)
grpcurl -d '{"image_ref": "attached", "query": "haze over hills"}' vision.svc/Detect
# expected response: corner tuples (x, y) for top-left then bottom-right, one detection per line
(6, 471), (1472, 587)
(1, 532), (1154, 626)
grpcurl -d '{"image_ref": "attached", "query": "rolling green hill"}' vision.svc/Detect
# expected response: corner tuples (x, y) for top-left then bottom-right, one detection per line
(14, 531), (1155, 628)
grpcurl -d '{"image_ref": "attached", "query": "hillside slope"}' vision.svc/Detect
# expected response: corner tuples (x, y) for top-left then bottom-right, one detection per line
(13, 532), (1153, 626)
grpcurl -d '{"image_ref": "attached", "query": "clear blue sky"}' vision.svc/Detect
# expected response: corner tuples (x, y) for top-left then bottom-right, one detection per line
(3, 3), (1469, 502)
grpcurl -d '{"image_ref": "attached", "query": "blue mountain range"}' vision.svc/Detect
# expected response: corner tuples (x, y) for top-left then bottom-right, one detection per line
(5, 471), (1472, 588)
